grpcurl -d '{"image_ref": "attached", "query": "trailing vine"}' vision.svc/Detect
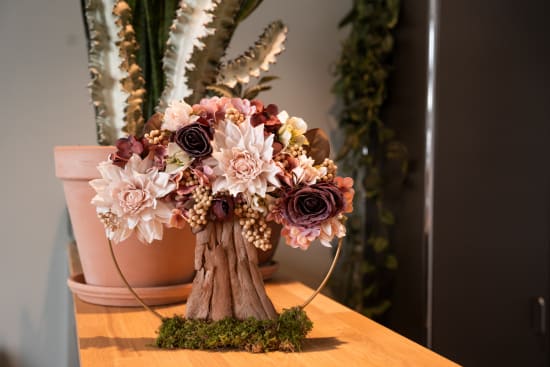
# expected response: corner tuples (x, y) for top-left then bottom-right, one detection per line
(330, 0), (407, 322)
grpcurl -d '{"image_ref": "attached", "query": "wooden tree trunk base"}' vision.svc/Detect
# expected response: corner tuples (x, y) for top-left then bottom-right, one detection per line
(185, 220), (277, 321)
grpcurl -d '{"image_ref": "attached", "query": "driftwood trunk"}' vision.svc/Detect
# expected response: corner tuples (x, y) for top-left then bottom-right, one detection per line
(185, 219), (277, 321)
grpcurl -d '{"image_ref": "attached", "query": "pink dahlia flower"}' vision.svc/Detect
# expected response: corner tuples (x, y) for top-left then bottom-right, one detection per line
(90, 154), (176, 244)
(210, 120), (281, 198)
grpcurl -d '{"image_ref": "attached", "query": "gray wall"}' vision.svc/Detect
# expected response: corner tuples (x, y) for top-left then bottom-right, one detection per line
(0, 1), (351, 366)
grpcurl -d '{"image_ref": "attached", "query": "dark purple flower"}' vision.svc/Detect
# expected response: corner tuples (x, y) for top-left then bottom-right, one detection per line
(211, 196), (234, 221)
(282, 183), (344, 227)
(175, 123), (212, 158)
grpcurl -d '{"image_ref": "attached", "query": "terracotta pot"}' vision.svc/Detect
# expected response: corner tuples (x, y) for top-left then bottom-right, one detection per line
(55, 146), (280, 305)
(54, 146), (196, 289)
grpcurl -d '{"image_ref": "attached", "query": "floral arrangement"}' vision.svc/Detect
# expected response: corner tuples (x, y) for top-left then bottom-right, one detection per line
(90, 96), (354, 252)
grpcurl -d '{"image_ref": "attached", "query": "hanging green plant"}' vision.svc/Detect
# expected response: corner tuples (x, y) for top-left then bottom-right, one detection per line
(330, 0), (407, 322)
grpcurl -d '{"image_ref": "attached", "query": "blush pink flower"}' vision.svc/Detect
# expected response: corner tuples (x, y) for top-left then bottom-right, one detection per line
(210, 120), (280, 198)
(318, 217), (346, 247)
(281, 225), (320, 250)
(162, 100), (194, 131)
(90, 154), (176, 244)
(291, 155), (325, 185)
(193, 97), (257, 123)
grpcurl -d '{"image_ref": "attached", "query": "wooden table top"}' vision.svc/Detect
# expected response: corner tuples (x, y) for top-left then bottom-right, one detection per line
(69, 244), (459, 366)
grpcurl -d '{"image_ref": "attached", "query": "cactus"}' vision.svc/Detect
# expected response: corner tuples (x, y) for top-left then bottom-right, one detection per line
(81, 0), (287, 145)
(216, 20), (287, 88)
(85, 0), (131, 145)
(113, 1), (146, 137)
(158, 0), (218, 110)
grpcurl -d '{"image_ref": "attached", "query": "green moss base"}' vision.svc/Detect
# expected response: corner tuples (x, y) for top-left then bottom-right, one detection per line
(155, 307), (313, 352)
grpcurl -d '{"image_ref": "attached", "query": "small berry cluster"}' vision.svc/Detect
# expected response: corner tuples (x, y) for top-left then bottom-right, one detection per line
(225, 108), (246, 124)
(318, 158), (337, 182)
(187, 186), (213, 230)
(235, 203), (272, 251)
(97, 211), (119, 232)
(144, 129), (170, 145)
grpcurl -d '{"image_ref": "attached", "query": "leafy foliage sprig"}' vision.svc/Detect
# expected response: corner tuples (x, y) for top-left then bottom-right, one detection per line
(331, 0), (407, 321)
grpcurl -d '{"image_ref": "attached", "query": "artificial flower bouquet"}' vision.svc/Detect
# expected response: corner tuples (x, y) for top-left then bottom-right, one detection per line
(91, 96), (354, 250)
(90, 96), (354, 351)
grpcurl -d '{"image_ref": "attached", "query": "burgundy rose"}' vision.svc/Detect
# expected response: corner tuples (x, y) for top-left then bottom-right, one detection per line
(282, 183), (344, 227)
(175, 123), (212, 158)
(210, 196), (234, 221)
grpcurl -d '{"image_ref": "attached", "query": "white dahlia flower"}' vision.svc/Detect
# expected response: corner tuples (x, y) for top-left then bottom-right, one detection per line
(90, 154), (176, 244)
(210, 120), (281, 198)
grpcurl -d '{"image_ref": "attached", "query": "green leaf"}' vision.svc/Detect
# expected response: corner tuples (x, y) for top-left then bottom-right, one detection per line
(243, 84), (272, 99)
(258, 75), (280, 84)
(362, 283), (377, 297)
(380, 209), (395, 225)
(369, 237), (388, 253)
(235, 0), (263, 23)
(363, 300), (392, 318)
(385, 255), (398, 270)
(206, 84), (238, 98)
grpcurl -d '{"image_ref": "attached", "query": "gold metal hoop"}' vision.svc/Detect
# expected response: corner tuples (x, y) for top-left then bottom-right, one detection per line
(108, 235), (344, 319)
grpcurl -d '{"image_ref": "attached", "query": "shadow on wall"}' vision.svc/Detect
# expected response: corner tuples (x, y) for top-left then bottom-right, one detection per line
(0, 348), (14, 367)
(17, 209), (77, 367)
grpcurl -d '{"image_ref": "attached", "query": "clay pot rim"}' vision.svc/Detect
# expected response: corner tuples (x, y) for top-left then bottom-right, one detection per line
(54, 145), (115, 180)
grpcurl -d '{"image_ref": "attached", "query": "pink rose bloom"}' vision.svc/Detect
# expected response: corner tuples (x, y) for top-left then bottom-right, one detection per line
(193, 97), (256, 123)
(194, 96), (221, 115)
(162, 100), (193, 131)
(226, 97), (256, 117)
(282, 225), (320, 250)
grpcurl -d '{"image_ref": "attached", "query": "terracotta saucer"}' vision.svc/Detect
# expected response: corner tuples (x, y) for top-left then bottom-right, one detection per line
(68, 261), (279, 307)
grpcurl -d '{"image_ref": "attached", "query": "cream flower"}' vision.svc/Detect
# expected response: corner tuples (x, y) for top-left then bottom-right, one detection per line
(90, 154), (176, 244)
(277, 110), (308, 147)
(165, 142), (193, 174)
(210, 120), (281, 198)
(318, 217), (346, 247)
(292, 154), (327, 185)
(161, 100), (193, 131)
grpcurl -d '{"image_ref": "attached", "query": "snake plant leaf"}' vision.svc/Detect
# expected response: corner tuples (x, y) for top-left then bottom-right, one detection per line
(217, 20), (288, 88)
(158, 0), (218, 111)
(304, 128), (330, 165)
(85, 0), (130, 145)
(184, 0), (243, 105)
(113, 0), (146, 137)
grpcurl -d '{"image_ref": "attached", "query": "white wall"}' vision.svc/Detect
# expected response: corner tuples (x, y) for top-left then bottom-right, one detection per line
(0, 1), (350, 366)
